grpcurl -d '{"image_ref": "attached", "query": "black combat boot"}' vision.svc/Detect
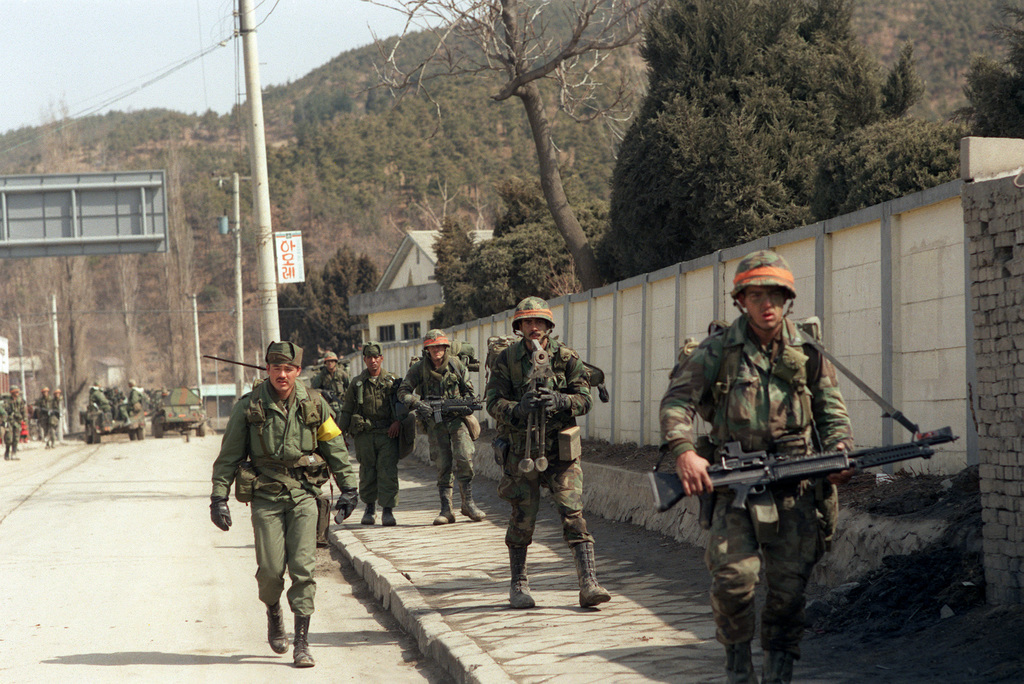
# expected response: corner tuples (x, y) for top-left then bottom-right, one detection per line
(509, 546), (535, 609)
(360, 502), (376, 525)
(762, 650), (794, 684)
(433, 486), (455, 525)
(458, 481), (486, 521)
(572, 542), (611, 608)
(381, 507), (396, 527)
(726, 641), (758, 684)
(266, 602), (289, 654)
(292, 614), (314, 668)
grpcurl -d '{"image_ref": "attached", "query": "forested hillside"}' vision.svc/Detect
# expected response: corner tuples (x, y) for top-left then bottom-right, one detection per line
(0, 0), (1006, 417)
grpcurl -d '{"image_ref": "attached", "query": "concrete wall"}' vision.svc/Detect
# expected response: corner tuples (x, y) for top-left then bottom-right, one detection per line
(377, 180), (974, 477)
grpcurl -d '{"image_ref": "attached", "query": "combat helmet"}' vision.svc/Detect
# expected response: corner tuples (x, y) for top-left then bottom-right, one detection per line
(731, 250), (796, 300)
(423, 329), (450, 348)
(512, 296), (555, 331)
(322, 351), (339, 363)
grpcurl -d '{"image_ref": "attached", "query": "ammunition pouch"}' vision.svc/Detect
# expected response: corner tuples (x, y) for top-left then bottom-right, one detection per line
(348, 414), (368, 436)
(698, 491), (716, 530)
(234, 461), (258, 503)
(492, 435), (510, 466)
(746, 489), (779, 544)
(557, 426), (581, 462)
(252, 453), (330, 491)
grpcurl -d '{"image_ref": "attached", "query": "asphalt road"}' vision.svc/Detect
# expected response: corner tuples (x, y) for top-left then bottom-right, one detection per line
(0, 435), (450, 683)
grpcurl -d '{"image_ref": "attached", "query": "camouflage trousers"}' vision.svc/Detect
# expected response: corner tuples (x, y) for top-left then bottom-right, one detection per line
(497, 451), (593, 549)
(704, 485), (824, 657)
(353, 430), (400, 508)
(251, 493), (318, 616)
(426, 419), (475, 488)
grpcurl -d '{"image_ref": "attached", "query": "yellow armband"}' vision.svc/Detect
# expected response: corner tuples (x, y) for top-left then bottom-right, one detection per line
(317, 415), (342, 442)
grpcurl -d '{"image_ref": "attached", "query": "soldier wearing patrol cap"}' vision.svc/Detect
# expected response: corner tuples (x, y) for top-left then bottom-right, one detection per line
(485, 296), (610, 609)
(398, 329), (486, 525)
(660, 250), (854, 684)
(338, 342), (402, 526)
(209, 341), (359, 668)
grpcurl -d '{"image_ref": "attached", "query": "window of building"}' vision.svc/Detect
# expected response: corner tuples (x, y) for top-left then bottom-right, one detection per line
(402, 322), (421, 340)
(378, 325), (395, 342)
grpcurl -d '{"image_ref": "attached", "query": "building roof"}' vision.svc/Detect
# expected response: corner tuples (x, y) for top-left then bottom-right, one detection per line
(376, 229), (494, 291)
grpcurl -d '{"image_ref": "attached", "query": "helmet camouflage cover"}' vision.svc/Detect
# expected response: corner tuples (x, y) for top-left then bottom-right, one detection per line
(731, 250), (797, 300)
(322, 351), (339, 362)
(512, 296), (555, 330)
(423, 329), (450, 348)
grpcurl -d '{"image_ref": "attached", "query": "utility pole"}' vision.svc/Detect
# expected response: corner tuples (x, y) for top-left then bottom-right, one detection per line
(16, 314), (26, 393)
(191, 294), (202, 398)
(238, 0), (280, 349)
(216, 172), (248, 400)
(51, 295), (63, 441)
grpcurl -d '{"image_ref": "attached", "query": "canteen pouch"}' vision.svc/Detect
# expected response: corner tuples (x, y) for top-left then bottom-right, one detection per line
(492, 436), (510, 467)
(234, 461), (258, 503)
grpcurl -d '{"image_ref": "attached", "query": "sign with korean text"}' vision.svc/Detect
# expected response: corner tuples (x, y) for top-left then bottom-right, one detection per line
(274, 231), (305, 283)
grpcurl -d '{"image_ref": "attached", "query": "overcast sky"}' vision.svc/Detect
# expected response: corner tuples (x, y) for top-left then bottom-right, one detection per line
(0, 0), (412, 135)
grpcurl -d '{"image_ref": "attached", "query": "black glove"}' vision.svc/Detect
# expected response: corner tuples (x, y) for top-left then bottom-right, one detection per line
(210, 496), (232, 531)
(333, 487), (358, 523)
(413, 401), (432, 421)
(511, 390), (542, 422)
(537, 386), (572, 414)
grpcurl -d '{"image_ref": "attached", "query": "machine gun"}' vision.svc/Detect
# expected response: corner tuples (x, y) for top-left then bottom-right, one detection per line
(649, 426), (958, 512)
(519, 338), (554, 474)
(419, 396), (483, 424)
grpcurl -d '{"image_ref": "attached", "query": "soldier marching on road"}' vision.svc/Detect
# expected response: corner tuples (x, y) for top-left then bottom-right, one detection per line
(338, 342), (402, 526)
(398, 329), (487, 525)
(659, 251), (855, 684)
(5, 386), (26, 460)
(485, 296), (611, 609)
(310, 350), (350, 545)
(35, 387), (60, 449)
(209, 342), (360, 668)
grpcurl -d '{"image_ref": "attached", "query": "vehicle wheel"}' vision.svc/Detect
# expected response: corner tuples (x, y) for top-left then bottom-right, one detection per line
(84, 426), (94, 444)
(196, 422), (207, 437)
(153, 421), (164, 439)
(137, 426), (145, 441)
(129, 429), (137, 441)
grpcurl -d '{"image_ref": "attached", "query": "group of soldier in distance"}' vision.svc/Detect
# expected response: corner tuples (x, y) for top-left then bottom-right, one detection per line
(0, 384), (64, 459)
(205, 249), (951, 683)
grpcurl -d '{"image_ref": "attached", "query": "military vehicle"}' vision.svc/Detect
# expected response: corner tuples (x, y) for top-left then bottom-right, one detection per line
(80, 402), (146, 444)
(151, 386), (207, 439)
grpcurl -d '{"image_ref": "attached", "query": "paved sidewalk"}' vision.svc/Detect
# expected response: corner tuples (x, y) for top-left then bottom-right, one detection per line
(328, 458), (722, 683)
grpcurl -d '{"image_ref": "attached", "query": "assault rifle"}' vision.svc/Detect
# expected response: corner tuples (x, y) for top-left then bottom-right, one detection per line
(420, 396), (483, 424)
(649, 427), (958, 512)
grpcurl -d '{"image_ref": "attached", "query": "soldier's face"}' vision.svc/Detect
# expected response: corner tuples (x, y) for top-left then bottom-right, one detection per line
(427, 345), (447, 368)
(268, 363), (300, 399)
(518, 318), (551, 346)
(738, 286), (786, 336)
(325, 360), (337, 372)
(364, 354), (383, 376)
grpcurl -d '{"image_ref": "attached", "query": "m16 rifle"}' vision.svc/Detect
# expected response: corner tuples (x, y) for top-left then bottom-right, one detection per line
(648, 427), (958, 512)
(520, 338), (554, 474)
(418, 396), (483, 424)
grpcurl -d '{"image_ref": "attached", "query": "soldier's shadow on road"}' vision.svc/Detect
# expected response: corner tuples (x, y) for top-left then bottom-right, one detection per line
(44, 652), (280, 666)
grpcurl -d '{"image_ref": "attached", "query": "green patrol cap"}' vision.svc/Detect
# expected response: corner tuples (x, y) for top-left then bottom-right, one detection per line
(363, 342), (383, 357)
(512, 296), (555, 330)
(731, 250), (797, 299)
(265, 341), (303, 367)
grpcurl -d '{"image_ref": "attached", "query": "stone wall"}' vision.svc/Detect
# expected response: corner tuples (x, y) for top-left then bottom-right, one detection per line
(963, 173), (1024, 605)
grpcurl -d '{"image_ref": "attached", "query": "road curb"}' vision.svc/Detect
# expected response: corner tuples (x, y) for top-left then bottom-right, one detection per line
(329, 526), (514, 684)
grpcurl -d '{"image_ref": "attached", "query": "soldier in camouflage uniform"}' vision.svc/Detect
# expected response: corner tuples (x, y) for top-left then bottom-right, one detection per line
(5, 386), (26, 460)
(338, 342), (402, 526)
(209, 342), (359, 668)
(398, 329), (486, 525)
(659, 251), (854, 684)
(310, 351), (349, 545)
(485, 297), (611, 609)
(35, 387), (60, 449)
